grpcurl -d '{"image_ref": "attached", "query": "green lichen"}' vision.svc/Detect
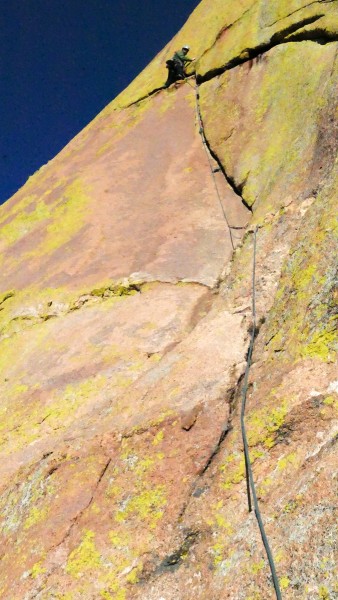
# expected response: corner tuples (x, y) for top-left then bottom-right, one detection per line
(31, 561), (46, 579)
(277, 451), (299, 471)
(0, 290), (15, 305)
(0, 373), (108, 455)
(43, 178), (91, 254)
(24, 505), (49, 530)
(0, 465), (54, 535)
(220, 448), (264, 489)
(66, 530), (102, 578)
(249, 559), (265, 574)
(319, 586), (330, 600)
(280, 577), (290, 590)
(301, 328), (337, 362)
(247, 400), (288, 449)
(115, 485), (166, 529)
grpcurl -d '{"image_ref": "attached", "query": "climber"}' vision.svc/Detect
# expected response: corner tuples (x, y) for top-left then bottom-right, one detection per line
(164, 45), (195, 88)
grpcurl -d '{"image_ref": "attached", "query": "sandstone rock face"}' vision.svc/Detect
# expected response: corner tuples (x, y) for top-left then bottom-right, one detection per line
(0, 2), (337, 599)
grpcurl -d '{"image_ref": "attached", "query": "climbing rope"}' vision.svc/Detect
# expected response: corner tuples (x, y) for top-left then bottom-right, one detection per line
(183, 76), (236, 250)
(182, 75), (282, 599)
(240, 227), (283, 600)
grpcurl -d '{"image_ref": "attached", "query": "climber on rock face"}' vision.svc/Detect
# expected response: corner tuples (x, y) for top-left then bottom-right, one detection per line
(164, 45), (195, 88)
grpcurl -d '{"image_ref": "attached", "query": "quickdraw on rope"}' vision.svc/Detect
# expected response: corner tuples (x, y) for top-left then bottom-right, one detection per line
(240, 227), (283, 600)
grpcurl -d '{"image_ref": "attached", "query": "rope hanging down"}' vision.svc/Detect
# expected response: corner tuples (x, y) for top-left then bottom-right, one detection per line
(183, 76), (282, 598)
(184, 76), (236, 250)
(240, 227), (282, 600)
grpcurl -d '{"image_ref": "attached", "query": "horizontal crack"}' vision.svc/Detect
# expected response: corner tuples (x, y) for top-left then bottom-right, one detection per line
(0, 276), (214, 342)
(197, 15), (338, 84)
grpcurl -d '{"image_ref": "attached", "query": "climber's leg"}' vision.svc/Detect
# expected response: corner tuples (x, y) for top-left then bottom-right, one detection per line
(164, 61), (177, 88)
(174, 60), (185, 80)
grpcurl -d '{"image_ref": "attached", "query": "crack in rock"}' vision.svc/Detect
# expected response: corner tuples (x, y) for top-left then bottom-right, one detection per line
(155, 530), (201, 574)
(197, 15), (334, 84)
(264, 0), (337, 28)
(0, 275), (214, 342)
(25, 457), (112, 599)
(196, 97), (253, 213)
(126, 16), (338, 110)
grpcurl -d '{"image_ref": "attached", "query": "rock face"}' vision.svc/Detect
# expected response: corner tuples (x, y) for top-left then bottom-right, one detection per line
(0, 1), (337, 599)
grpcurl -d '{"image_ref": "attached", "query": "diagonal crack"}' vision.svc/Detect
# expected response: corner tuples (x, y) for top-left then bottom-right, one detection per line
(213, 3), (257, 43)
(52, 456), (112, 551)
(16, 454), (113, 600)
(25, 456), (112, 599)
(125, 14), (337, 111)
(195, 95), (253, 213)
(196, 15), (331, 84)
(264, 0), (337, 28)
(134, 370), (247, 586)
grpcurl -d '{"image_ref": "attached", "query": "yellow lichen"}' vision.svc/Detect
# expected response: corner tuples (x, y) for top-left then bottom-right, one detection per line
(45, 179), (91, 252)
(152, 430), (164, 446)
(66, 530), (102, 578)
(274, 549), (286, 564)
(247, 401), (288, 449)
(212, 541), (226, 567)
(301, 328), (337, 362)
(100, 586), (126, 600)
(31, 561), (46, 579)
(115, 485), (167, 529)
(109, 531), (127, 547)
(249, 559), (265, 574)
(24, 505), (49, 530)
(277, 452), (300, 471)
(0, 196), (50, 247)
(279, 577), (290, 590)
(257, 476), (273, 498)
(319, 586), (330, 600)
(220, 448), (263, 489)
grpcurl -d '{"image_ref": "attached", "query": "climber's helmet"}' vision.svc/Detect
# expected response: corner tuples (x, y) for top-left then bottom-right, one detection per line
(182, 45), (190, 53)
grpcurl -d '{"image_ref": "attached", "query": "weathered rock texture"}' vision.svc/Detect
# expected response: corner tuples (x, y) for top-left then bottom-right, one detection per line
(0, 1), (337, 599)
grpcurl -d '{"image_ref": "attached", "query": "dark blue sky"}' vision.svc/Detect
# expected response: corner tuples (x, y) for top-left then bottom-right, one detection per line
(0, 0), (198, 205)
